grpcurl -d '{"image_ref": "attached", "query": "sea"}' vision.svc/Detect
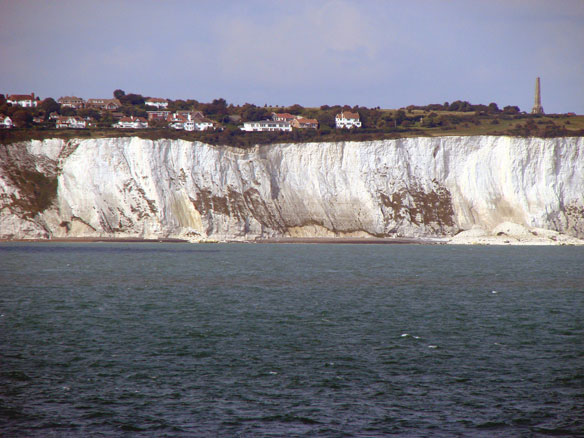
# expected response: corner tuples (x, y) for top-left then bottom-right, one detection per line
(0, 242), (582, 437)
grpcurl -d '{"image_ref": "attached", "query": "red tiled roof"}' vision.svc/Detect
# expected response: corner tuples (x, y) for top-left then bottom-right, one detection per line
(119, 116), (146, 122)
(58, 96), (84, 102)
(8, 94), (34, 101)
(337, 111), (360, 120)
(274, 113), (295, 119)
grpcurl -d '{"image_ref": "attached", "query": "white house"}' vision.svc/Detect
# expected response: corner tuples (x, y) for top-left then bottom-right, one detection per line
(0, 115), (13, 128)
(168, 112), (216, 131)
(114, 116), (148, 129)
(168, 114), (189, 129)
(335, 111), (361, 129)
(184, 116), (215, 131)
(240, 120), (292, 132)
(56, 116), (87, 129)
(145, 98), (169, 108)
(7, 93), (37, 107)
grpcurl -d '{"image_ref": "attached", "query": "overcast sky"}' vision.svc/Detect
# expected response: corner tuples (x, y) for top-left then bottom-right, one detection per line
(1, 0), (583, 113)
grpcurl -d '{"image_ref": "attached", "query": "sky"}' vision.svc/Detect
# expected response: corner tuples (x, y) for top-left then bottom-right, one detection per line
(1, 0), (583, 113)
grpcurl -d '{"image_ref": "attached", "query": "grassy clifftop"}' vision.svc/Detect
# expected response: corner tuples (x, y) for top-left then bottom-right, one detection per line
(1, 113), (583, 148)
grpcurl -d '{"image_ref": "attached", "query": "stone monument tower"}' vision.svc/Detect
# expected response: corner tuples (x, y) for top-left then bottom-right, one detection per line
(531, 77), (544, 114)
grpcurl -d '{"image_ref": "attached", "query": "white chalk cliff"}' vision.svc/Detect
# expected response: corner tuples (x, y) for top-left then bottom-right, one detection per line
(1, 136), (583, 243)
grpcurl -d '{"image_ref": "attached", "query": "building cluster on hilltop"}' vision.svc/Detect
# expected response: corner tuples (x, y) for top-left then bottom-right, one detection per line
(241, 113), (320, 132)
(145, 110), (216, 131)
(0, 92), (363, 131)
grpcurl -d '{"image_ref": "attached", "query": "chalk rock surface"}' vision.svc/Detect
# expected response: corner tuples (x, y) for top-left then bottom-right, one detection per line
(1, 136), (583, 243)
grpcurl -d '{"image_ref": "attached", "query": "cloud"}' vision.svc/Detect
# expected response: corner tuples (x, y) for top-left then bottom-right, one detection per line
(213, 1), (381, 89)
(1, 0), (583, 112)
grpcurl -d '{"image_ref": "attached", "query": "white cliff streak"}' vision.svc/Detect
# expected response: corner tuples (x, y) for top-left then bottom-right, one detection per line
(1, 136), (583, 242)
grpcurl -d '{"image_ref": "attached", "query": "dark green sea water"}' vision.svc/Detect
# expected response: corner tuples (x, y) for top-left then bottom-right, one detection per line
(0, 242), (583, 437)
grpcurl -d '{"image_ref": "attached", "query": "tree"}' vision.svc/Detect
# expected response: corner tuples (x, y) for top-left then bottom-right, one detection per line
(39, 98), (60, 117)
(287, 104), (304, 115)
(98, 112), (115, 128)
(12, 109), (33, 128)
(421, 112), (439, 128)
(120, 93), (144, 106)
(205, 98), (228, 116)
(61, 107), (76, 116)
(241, 104), (269, 121)
(113, 89), (126, 99)
(317, 112), (336, 129)
(394, 110), (406, 126)
(77, 108), (101, 121)
(449, 100), (472, 112)
(487, 102), (500, 114)
(503, 105), (520, 115)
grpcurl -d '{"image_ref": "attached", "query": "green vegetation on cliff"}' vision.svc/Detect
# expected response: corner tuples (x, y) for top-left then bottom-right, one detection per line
(1, 91), (583, 147)
(2, 112), (583, 149)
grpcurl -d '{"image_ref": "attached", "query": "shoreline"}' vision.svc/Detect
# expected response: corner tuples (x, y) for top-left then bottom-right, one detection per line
(0, 237), (189, 243)
(1, 232), (582, 246)
(0, 236), (443, 245)
(253, 237), (444, 245)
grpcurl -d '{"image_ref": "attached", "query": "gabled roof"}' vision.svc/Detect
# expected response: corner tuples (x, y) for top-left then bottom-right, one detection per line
(146, 97), (168, 103)
(337, 111), (360, 120)
(273, 113), (296, 120)
(119, 116), (147, 123)
(8, 94), (34, 101)
(58, 96), (84, 102)
(297, 118), (318, 124)
(87, 98), (121, 105)
(193, 118), (214, 124)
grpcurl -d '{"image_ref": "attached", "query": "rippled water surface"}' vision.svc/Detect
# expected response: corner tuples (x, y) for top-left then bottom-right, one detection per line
(1, 243), (583, 437)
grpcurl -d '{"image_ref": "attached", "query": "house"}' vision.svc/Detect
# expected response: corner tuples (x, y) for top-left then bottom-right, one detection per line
(272, 113), (296, 122)
(58, 96), (85, 109)
(56, 116), (87, 129)
(147, 110), (171, 121)
(185, 119), (215, 131)
(184, 114), (215, 131)
(113, 116), (148, 129)
(176, 110), (204, 119)
(7, 93), (37, 107)
(335, 111), (361, 129)
(169, 114), (189, 129)
(240, 120), (292, 132)
(0, 115), (13, 128)
(145, 98), (169, 108)
(166, 111), (216, 131)
(86, 98), (122, 110)
(291, 117), (318, 129)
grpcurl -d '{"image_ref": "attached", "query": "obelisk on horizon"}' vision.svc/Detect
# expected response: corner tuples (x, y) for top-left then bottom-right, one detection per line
(531, 77), (544, 114)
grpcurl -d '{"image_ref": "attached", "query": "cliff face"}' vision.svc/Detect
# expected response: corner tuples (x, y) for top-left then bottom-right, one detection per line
(1, 136), (583, 241)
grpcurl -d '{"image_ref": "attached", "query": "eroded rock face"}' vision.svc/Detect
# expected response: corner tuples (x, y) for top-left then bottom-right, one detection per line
(1, 136), (583, 241)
